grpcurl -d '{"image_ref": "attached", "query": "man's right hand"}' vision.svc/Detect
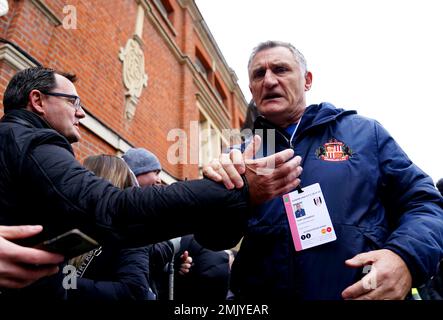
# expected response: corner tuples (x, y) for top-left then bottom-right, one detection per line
(203, 135), (303, 205)
(0, 225), (64, 289)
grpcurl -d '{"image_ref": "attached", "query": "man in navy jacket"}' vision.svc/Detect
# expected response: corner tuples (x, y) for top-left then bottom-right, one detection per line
(205, 40), (443, 300)
(294, 203), (305, 218)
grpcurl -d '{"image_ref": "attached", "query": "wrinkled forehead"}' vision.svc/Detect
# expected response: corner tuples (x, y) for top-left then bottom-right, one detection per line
(54, 73), (78, 95)
(249, 47), (300, 73)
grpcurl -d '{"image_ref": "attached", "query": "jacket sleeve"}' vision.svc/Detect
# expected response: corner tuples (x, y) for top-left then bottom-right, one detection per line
(174, 236), (230, 300)
(375, 121), (443, 286)
(148, 241), (174, 272)
(68, 247), (153, 301)
(20, 143), (250, 247)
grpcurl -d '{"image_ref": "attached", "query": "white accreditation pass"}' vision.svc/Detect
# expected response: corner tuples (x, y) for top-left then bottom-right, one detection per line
(283, 183), (336, 251)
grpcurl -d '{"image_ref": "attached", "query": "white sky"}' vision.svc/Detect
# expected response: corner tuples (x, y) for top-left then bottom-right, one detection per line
(195, 0), (443, 183)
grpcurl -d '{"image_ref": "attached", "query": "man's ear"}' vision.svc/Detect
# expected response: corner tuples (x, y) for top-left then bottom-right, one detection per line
(27, 90), (45, 115)
(304, 71), (313, 91)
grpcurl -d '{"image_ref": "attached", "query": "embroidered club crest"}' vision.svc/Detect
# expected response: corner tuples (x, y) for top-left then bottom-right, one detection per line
(316, 138), (352, 161)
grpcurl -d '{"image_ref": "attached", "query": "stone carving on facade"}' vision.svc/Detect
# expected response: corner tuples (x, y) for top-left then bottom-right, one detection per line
(119, 37), (148, 120)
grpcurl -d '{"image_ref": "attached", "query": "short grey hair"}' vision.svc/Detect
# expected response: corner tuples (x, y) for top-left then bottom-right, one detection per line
(248, 40), (308, 73)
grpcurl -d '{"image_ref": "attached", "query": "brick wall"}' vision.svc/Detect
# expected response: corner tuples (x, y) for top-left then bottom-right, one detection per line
(0, 62), (15, 113)
(72, 126), (117, 164)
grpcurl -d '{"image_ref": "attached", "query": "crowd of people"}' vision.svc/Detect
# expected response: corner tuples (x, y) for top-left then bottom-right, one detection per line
(0, 40), (442, 301)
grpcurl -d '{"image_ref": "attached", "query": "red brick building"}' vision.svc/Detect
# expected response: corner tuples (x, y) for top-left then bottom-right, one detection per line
(0, 0), (247, 182)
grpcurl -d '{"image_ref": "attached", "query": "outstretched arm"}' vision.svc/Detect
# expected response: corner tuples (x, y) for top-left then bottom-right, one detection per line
(22, 139), (302, 248)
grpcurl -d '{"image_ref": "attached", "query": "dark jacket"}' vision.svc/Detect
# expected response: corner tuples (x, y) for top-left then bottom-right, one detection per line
(418, 259), (443, 300)
(147, 241), (174, 300)
(0, 109), (249, 298)
(147, 235), (231, 301)
(174, 235), (230, 301)
(229, 103), (443, 300)
(67, 246), (153, 301)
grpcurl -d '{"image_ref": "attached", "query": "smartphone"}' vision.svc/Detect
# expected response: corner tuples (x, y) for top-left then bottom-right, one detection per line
(34, 229), (100, 259)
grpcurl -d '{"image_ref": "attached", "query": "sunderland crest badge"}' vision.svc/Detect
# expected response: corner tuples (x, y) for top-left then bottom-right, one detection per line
(316, 138), (352, 161)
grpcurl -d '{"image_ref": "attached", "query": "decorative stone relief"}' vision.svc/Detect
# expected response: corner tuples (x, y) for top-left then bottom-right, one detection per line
(119, 36), (148, 120)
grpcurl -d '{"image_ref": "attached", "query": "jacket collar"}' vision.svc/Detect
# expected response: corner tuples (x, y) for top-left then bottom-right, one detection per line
(252, 102), (357, 150)
(1, 108), (52, 129)
(1, 108), (74, 155)
(254, 102), (357, 136)
(298, 102), (356, 133)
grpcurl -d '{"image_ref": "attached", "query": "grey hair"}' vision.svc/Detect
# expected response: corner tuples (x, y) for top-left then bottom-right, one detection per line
(247, 40), (308, 73)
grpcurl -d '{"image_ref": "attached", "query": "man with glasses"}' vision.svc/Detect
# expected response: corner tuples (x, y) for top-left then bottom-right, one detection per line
(3, 71), (85, 143)
(0, 67), (302, 297)
(40, 92), (83, 111)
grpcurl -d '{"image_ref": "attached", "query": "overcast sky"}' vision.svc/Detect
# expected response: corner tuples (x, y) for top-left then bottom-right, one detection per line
(195, 0), (442, 183)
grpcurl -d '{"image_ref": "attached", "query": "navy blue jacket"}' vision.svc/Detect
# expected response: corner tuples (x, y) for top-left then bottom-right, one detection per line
(147, 236), (231, 301)
(67, 247), (152, 301)
(175, 235), (230, 301)
(230, 103), (443, 300)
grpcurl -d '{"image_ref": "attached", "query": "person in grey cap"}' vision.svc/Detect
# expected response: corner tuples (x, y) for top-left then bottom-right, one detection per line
(123, 148), (162, 186)
(124, 147), (234, 300)
(123, 147), (192, 299)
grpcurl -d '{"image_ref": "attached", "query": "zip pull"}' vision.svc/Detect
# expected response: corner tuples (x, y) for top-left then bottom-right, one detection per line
(93, 247), (102, 256)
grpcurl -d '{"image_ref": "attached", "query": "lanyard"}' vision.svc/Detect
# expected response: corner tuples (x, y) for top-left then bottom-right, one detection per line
(290, 116), (302, 145)
(287, 116), (304, 193)
(285, 115), (303, 147)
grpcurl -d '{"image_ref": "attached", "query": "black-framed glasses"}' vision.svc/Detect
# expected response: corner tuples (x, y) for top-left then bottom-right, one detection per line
(40, 91), (84, 112)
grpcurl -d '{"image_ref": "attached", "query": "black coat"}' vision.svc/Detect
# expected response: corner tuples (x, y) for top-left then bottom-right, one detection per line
(174, 235), (230, 301)
(67, 246), (153, 301)
(0, 109), (248, 298)
(147, 241), (174, 300)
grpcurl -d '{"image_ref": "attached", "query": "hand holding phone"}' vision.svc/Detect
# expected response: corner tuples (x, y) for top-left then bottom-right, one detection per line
(34, 229), (99, 259)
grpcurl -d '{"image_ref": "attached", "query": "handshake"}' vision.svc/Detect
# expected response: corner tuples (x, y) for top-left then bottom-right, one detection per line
(203, 135), (303, 205)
